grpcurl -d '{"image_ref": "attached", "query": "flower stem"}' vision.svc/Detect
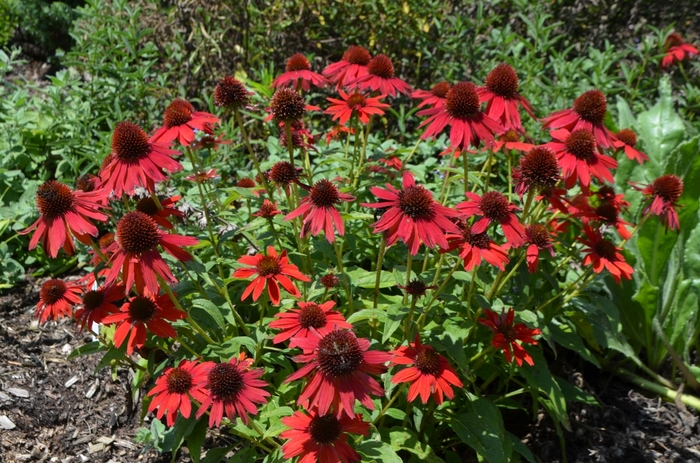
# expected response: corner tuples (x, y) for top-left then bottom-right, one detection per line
(158, 274), (216, 344)
(233, 108), (274, 199)
(372, 383), (407, 425)
(402, 252), (413, 305)
(403, 138), (423, 165)
(373, 235), (387, 309)
(333, 239), (353, 311)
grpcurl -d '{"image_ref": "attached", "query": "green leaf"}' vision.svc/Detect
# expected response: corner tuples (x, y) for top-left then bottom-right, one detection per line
(67, 341), (104, 360)
(380, 427), (444, 461)
(508, 432), (536, 463)
(555, 377), (598, 405)
(547, 322), (600, 367)
(187, 418), (207, 463)
(449, 394), (512, 463)
(355, 440), (402, 463)
(615, 95), (636, 130)
(382, 305), (408, 343)
(346, 309), (387, 324)
(518, 348), (570, 431)
(191, 299), (226, 331)
(346, 267), (396, 288)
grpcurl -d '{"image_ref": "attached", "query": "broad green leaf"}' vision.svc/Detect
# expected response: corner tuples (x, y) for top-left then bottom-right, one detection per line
(187, 418), (207, 463)
(67, 341), (104, 360)
(508, 432), (536, 463)
(356, 440), (403, 463)
(449, 394), (512, 463)
(547, 322), (600, 367)
(191, 299), (226, 331)
(519, 348), (570, 431)
(346, 267), (396, 288)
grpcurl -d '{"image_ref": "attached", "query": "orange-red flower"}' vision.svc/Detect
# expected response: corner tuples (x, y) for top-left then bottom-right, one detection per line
(390, 335), (463, 404)
(412, 81), (451, 109)
(323, 45), (371, 89)
(631, 174), (683, 231)
(253, 199), (283, 219)
(578, 225), (634, 283)
(513, 146), (561, 197)
(284, 329), (392, 418)
(102, 291), (186, 355)
(325, 91), (389, 125)
(362, 171), (461, 255)
(456, 191), (526, 248)
(350, 54), (411, 97)
(135, 195), (184, 230)
(269, 300), (351, 347)
(662, 33), (698, 69)
(105, 211), (198, 295)
(195, 355), (270, 427)
(285, 179), (355, 243)
(442, 221), (510, 271)
(20, 180), (109, 258)
(185, 168), (220, 182)
(493, 130), (535, 153)
(418, 81), (502, 151)
(542, 89), (617, 149)
(147, 359), (210, 426)
(151, 99), (219, 147)
(35, 279), (82, 324)
(73, 283), (124, 332)
(281, 410), (369, 463)
(479, 308), (541, 367)
(273, 53), (328, 91)
(524, 224), (555, 273)
(233, 246), (311, 305)
(477, 63), (535, 133)
(613, 129), (648, 164)
(100, 121), (182, 196)
(545, 128), (617, 190)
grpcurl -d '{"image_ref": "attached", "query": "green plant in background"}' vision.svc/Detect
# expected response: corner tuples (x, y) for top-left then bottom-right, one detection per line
(0, 0), (18, 48)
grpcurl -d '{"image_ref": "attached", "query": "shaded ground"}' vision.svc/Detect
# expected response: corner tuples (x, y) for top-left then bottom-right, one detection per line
(1, 278), (699, 462)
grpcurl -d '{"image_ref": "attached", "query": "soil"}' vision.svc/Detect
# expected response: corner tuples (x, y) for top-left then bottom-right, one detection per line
(1, 278), (699, 463)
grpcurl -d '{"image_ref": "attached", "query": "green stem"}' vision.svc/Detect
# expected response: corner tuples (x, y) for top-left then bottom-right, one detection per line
(158, 275), (216, 344)
(373, 236), (387, 309)
(333, 239), (353, 311)
(616, 367), (700, 411)
(403, 252), (413, 306)
(233, 108), (273, 199)
(403, 137), (422, 165)
(489, 252), (527, 301)
(372, 383), (408, 425)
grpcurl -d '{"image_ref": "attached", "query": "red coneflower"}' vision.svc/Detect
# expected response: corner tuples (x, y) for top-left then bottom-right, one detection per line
(20, 180), (109, 258)
(477, 63), (535, 133)
(442, 221), (510, 271)
(270, 300), (351, 347)
(285, 179), (355, 243)
(595, 185), (630, 211)
(320, 273), (340, 290)
(662, 33), (699, 69)
(105, 211), (198, 295)
(397, 279), (436, 298)
(539, 186), (570, 215)
(214, 76), (254, 109)
(75, 174), (99, 193)
(35, 279), (82, 324)
(102, 291), (186, 355)
(146, 359), (210, 426)
(185, 168), (220, 182)
(362, 171), (461, 255)
(151, 99), (219, 147)
(542, 89), (617, 149)
(545, 128), (617, 189)
(273, 53), (328, 91)
(195, 355), (270, 427)
(631, 174), (683, 231)
(493, 130), (535, 153)
(571, 195), (634, 240)
(325, 125), (353, 145)
(513, 146), (561, 196)
(284, 329), (392, 418)
(325, 91), (390, 125)
(479, 308), (541, 367)
(418, 81), (502, 151)
(412, 81), (451, 109)
(253, 199), (283, 219)
(233, 246), (311, 306)
(73, 283), (124, 332)
(578, 225), (634, 283)
(524, 224), (555, 273)
(350, 54), (412, 97)
(281, 410), (369, 463)
(268, 88), (319, 123)
(191, 131), (231, 151)
(323, 45), (371, 89)
(456, 191), (526, 248)
(613, 129), (648, 164)
(88, 232), (116, 265)
(268, 161), (302, 194)
(390, 335), (463, 404)
(135, 195), (184, 230)
(100, 121), (182, 197)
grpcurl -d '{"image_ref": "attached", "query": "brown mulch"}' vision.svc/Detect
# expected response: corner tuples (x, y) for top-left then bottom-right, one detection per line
(1, 278), (700, 462)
